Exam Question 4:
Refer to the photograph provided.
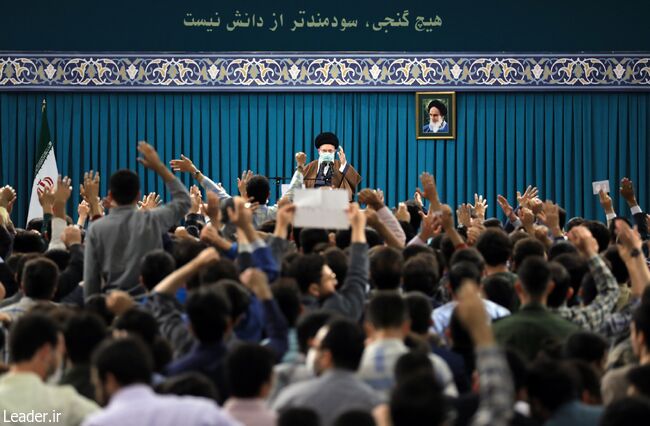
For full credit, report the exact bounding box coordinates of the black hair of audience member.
[26,218,43,233]
[246,175,271,205]
[22,257,59,300]
[558,207,567,230]
[483,217,503,228]
[449,248,485,273]
[271,279,302,328]
[584,220,610,253]
[505,349,528,395]
[456,226,468,241]
[546,261,572,308]
[12,230,47,254]
[643,286,650,305]
[172,239,207,268]
[402,254,439,297]
[278,408,321,426]
[402,244,434,261]
[44,249,70,272]
[526,359,578,420]
[63,312,107,365]
[475,228,512,267]
[367,291,408,329]
[186,287,231,344]
[257,219,276,234]
[448,309,475,373]
[109,169,140,205]
[155,372,219,401]
[553,253,588,307]
[5,253,24,275]
[512,238,546,272]
[430,234,444,250]
[390,373,447,426]
[404,292,433,335]
[10,313,60,363]
[296,311,333,354]
[432,248,446,278]
[404,200,424,231]
[0,263,18,298]
[198,257,239,287]
[439,235,455,270]
[548,241,578,261]
[509,230,530,247]
[628,365,650,398]
[565,217,586,232]
[321,318,365,371]
[140,250,176,292]
[92,336,153,387]
[226,343,274,398]
[113,308,172,372]
[398,220,417,245]
[482,274,517,312]
[447,261,481,296]
[603,246,629,284]
[300,228,329,254]
[310,242,330,254]
[580,273,597,306]
[601,397,650,426]
[568,360,602,404]
[219,197,236,225]
[84,294,115,326]
[15,252,42,287]
[334,410,376,426]
[334,228,384,250]
[323,247,348,284]
[517,256,551,300]
[370,246,404,290]
[288,254,325,295]
[633,302,650,352]
[211,280,250,324]
[394,351,435,386]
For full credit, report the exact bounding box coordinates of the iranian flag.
[27,99,58,223]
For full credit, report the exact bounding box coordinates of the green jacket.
[493,303,580,361]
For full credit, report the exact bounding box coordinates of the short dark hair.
[402,244,434,262]
[156,372,218,401]
[547,261,572,308]
[628,365,650,398]
[564,331,608,364]
[213,280,250,322]
[390,373,447,426]
[548,242,577,261]
[512,238,546,271]
[449,248,485,273]
[44,249,70,272]
[299,228,329,254]
[333,411,376,426]
[186,287,231,343]
[63,312,107,365]
[199,258,239,286]
[114,308,159,345]
[278,408,321,426]
[517,256,551,299]
[476,228,513,267]
[584,220,610,253]
[569,360,601,402]
[394,351,435,386]
[320,318,365,371]
[12,231,47,254]
[405,292,433,334]
[288,254,324,294]
[226,343,274,398]
[109,169,140,205]
[448,261,481,295]
[601,397,650,426]
[633,302,650,352]
[367,291,408,329]
[603,246,629,284]
[402,254,439,297]
[10,313,60,363]
[527,359,577,415]
[370,247,404,290]
[323,247,348,284]
[22,257,59,300]
[92,337,153,386]
[271,279,302,327]
[553,253,588,307]
[246,175,271,205]
[140,250,176,291]
[482,274,517,311]
[296,311,332,354]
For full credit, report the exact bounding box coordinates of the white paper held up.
[294,189,349,230]
[592,180,610,195]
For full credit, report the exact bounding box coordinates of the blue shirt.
[431,299,510,337]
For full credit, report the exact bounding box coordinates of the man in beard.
[0,313,99,425]
[422,100,449,134]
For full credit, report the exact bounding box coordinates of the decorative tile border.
[1,53,649,91]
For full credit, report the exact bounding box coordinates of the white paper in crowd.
[281,184,291,196]
[592,180,610,195]
[294,189,349,230]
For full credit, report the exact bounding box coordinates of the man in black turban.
[422,100,449,133]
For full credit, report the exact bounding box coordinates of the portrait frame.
[416,91,456,140]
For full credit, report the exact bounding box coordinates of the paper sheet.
[592,180,610,195]
[293,189,349,229]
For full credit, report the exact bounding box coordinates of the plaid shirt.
[552,255,619,332]
[470,346,514,426]
[599,298,640,340]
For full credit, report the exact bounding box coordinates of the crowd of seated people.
[0,142,648,425]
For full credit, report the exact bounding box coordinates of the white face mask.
[305,347,319,375]
[319,152,335,163]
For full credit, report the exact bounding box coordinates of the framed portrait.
[416,91,456,140]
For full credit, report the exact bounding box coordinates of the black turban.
[427,100,448,117]
[314,132,339,150]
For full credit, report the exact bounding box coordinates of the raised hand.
[295,152,307,168]
[418,172,442,211]
[54,176,72,204]
[518,207,535,232]
[455,281,494,348]
[418,209,442,241]
[61,225,82,247]
[567,225,599,258]
[338,146,347,166]
[347,202,367,233]
[80,171,101,217]
[620,177,638,207]
[139,192,161,211]
[615,220,643,262]
[358,188,384,210]
[395,202,410,222]
[470,193,488,221]
[456,203,472,228]
[497,194,515,220]
[240,268,272,300]
[204,191,221,225]
[189,185,202,214]
[0,186,16,211]
[136,141,164,172]
[227,196,254,230]
[598,189,614,215]
[237,170,253,198]
[38,184,55,214]
[516,185,538,209]
[542,200,562,237]
[169,154,197,174]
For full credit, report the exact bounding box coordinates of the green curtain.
[1,92,648,227]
